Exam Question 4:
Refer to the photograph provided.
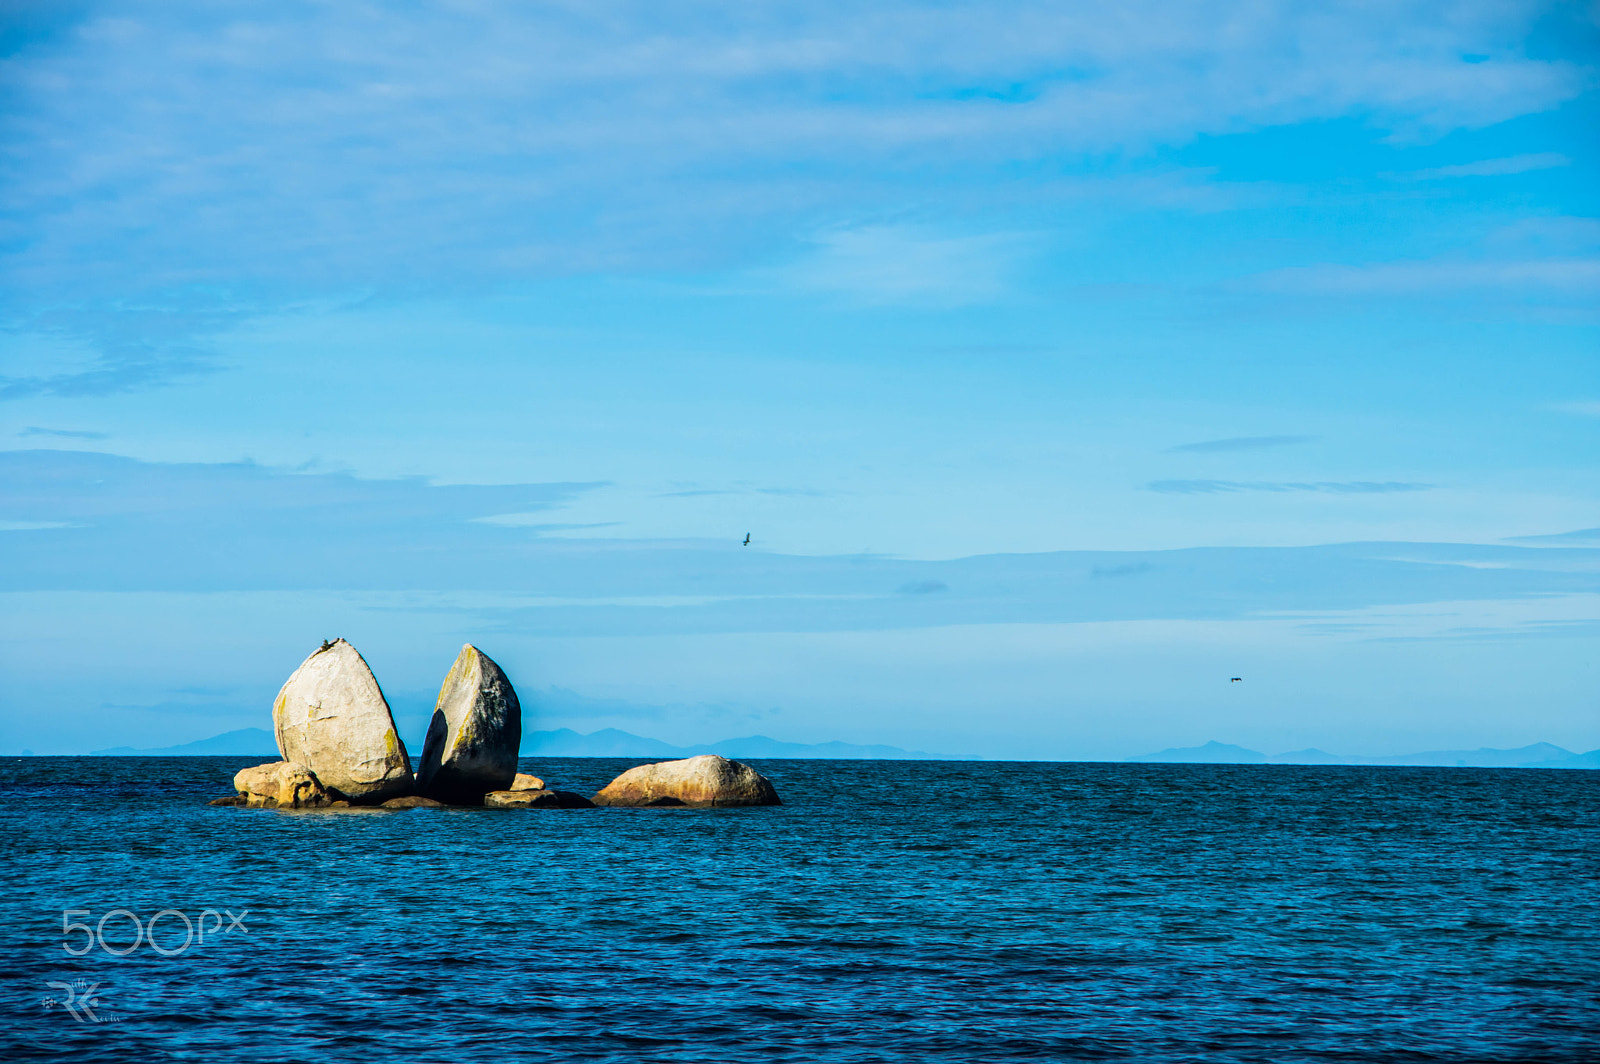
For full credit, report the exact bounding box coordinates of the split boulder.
[592,754,781,808]
[272,639,414,804]
[416,645,522,804]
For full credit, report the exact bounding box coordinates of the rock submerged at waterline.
[484,788,594,809]
[272,639,414,804]
[592,754,781,808]
[416,645,523,804]
[382,795,448,809]
[232,761,335,809]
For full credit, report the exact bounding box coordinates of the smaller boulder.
[484,789,595,809]
[592,755,780,808]
[232,761,333,809]
[510,773,546,791]
[381,795,448,809]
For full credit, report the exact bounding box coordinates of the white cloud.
[2,0,1587,298]
[777,225,1027,304]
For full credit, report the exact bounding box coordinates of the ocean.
[4,756,1596,1062]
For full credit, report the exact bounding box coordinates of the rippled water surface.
[3,756,1597,1062]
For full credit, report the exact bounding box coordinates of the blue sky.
[1,1,1596,757]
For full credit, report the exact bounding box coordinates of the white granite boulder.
[415,645,522,804]
[272,639,414,804]
[232,761,332,809]
[592,754,781,808]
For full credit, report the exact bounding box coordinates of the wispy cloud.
[5,2,1584,307]
[1550,401,1600,417]
[1147,480,1432,495]
[778,225,1027,304]
[20,426,109,440]
[471,517,620,532]
[657,486,830,498]
[1504,527,1600,545]
[0,348,217,401]
[3,450,1594,635]
[1248,257,1600,296]
[1389,152,1570,180]
[1168,435,1315,453]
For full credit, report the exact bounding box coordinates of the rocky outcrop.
[511,773,546,791]
[415,645,522,804]
[381,795,448,809]
[272,639,413,804]
[592,755,781,808]
[484,789,595,809]
[232,761,333,809]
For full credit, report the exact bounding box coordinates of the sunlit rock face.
[272,640,414,804]
[232,761,332,809]
[592,755,781,808]
[415,644,522,805]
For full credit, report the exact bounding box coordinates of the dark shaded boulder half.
[416,645,522,804]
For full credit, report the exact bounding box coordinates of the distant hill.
[87,727,1596,768]
[91,726,940,760]
[92,727,278,756]
[1128,740,1599,769]
[520,728,939,759]
[1128,740,1265,764]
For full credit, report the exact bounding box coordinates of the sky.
[1,0,1596,758]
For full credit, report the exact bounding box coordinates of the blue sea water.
[2,756,1596,1063]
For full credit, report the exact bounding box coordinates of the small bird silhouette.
[743,533,751,546]
[1230,677,1242,683]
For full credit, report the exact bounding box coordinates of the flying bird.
[743,533,751,546]
[1231,677,1242,682]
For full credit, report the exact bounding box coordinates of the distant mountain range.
[87,728,1600,768]
[90,726,940,759]
[1127,739,1600,770]
[92,728,281,756]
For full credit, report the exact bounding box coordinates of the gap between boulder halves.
[210,639,782,812]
